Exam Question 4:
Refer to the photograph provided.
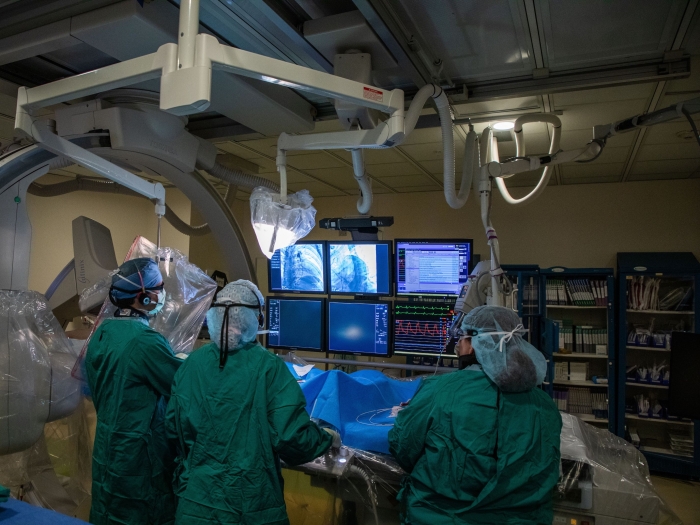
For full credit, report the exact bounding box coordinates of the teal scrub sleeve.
[135,332,183,397]
[266,358,332,466]
[388,379,437,473]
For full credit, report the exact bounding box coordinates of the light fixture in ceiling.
[493,121,515,130]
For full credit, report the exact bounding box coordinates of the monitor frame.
[326,298,393,357]
[267,240,328,295]
[394,238,473,297]
[326,240,393,297]
[392,300,457,358]
[266,296,326,352]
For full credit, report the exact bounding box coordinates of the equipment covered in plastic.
[249,186,317,259]
[74,236,217,379]
[0,291,82,456]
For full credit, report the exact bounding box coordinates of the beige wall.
[189,179,700,295]
[27,179,191,293]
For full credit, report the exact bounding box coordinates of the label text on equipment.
[363,87,383,102]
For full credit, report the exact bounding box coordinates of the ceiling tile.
[393,0,534,81]
[394,186,442,194]
[454,97,541,117]
[591,145,630,164]
[559,128,636,149]
[560,174,620,185]
[561,162,624,179]
[244,157,277,173]
[636,143,700,161]
[287,181,347,197]
[365,162,422,177]
[215,141,260,159]
[626,172,691,182]
[401,128,444,145]
[363,148,406,165]
[644,120,700,145]
[631,159,700,174]
[499,170,556,188]
[537,0,685,69]
[553,84,654,106]
[663,55,700,93]
[302,166,358,189]
[381,174,440,188]
[556,100,648,131]
[287,153,345,170]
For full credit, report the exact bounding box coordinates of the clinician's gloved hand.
[323,428,342,449]
[0,484,10,503]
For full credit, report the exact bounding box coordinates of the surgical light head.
[207,280,265,368]
[249,186,318,259]
[108,257,166,315]
[459,305,546,393]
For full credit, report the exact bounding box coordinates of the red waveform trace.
[395,320,449,337]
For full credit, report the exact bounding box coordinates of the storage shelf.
[626,382,668,390]
[553,352,607,359]
[547,305,607,309]
[627,310,694,315]
[570,413,608,423]
[626,346,671,352]
[640,446,693,459]
[626,414,693,426]
[553,379,607,387]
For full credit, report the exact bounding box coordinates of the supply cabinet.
[616,252,700,477]
[541,267,616,433]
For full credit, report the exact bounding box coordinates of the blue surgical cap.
[460,305,546,393]
[110,258,163,301]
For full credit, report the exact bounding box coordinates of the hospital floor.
[652,476,700,525]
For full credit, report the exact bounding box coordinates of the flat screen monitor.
[327,300,392,357]
[395,239,472,296]
[393,301,456,357]
[669,331,700,420]
[267,297,325,351]
[268,241,326,293]
[327,241,392,296]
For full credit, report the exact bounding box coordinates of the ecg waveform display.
[393,303,455,356]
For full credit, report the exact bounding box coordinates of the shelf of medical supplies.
[547,305,608,310]
[625,382,668,390]
[553,380,607,387]
[626,346,671,352]
[640,446,692,459]
[553,353,607,359]
[626,310,694,315]
[626,415,693,426]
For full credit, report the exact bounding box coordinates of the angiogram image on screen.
[329,243,390,294]
[267,299,323,350]
[330,244,377,293]
[394,302,454,355]
[270,243,325,292]
[328,302,389,356]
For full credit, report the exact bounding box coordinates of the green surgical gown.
[165,341,332,525]
[85,318,183,525]
[388,368,562,525]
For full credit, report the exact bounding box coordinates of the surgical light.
[249,187,317,259]
[493,121,515,130]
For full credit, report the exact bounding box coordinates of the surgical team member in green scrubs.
[389,305,562,525]
[85,258,183,525]
[165,280,337,525]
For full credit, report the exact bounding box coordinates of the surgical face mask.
[146,290,166,317]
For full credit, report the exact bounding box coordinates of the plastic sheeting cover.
[0,291,82,456]
[249,187,316,259]
[73,236,217,380]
